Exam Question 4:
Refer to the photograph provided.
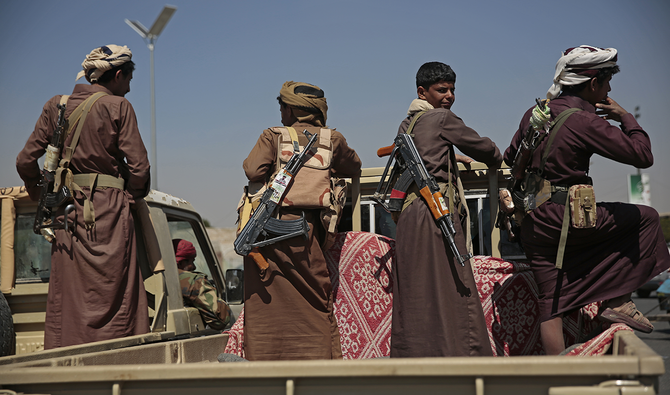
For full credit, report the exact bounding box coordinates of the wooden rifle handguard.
[377,145,394,158]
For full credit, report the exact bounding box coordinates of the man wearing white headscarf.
[504,45,670,355]
[17,45,151,348]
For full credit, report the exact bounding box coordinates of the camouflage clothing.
[178,270,231,330]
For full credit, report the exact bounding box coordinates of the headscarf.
[278,81,328,127]
[407,98,434,117]
[547,45,618,100]
[172,239,196,263]
[75,45,133,82]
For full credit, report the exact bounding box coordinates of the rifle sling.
[537,107,581,270]
[56,91,123,229]
[59,92,108,168]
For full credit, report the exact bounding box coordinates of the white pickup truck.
[0,164,664,394]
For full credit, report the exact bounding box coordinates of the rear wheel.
[636,289,652,298]
[0,292,15,356]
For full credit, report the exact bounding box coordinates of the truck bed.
[0,330,663,395]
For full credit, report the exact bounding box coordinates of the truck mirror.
[225,269,244,304]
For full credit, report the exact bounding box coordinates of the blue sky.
[1,0,668,227]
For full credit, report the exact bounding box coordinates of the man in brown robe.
[242,81,361,360]
[391,62,502,357]
[504,45,670,355]
[16,45,151,349]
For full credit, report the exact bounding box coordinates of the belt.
[549,179,593,205]
[550,190,568,204]
[71,173,125,228]
[72,173,125,190]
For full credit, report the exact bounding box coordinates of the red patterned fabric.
[223,308,245,358]
[224,232,624,359]
[565,323,632,356]
[472,255,603,356]
[325,231,394,359]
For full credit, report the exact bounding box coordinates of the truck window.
[168,219,214,281]
[12,213,51,283]
[341,195,493,256]
[467,195,491,256]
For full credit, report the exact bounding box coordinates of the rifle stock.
[249,248,269,271]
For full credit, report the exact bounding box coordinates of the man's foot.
[599,300,653,333]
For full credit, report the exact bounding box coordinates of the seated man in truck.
[173,239,231,330]
[503,45,670,354]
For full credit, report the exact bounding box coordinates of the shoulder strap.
[537,107,581,270]
[539,108,582,173]
[285,127,300,152]
[405,110,427,136]
[319,128,331,147]
[59,91,108,169]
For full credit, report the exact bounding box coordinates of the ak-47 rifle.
[373,133,472,266]
[234,130,318,269]
[33,102,76,243]
[496,98,551,241]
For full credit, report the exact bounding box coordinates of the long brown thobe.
[242,122,361,360]
[504,94,670,322]
[390,107,502,357]
[16,83,151,349]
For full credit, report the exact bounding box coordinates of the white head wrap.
[75,45,133,82]
[547,45,618,99]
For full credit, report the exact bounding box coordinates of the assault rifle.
[33,103,75,242]
[234,130,318,268]
[496,98,551,241]
[373,133,472,266]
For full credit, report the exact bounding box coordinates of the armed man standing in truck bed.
[16,45,151,349]
[240,81,361,360]
[390,62,502,358]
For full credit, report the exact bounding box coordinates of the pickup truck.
[0,164,665,394]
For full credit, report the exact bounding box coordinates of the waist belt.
[72,173,125,190]
[550,189,568,204]
[72,173,125,229]
[549,181,593,205]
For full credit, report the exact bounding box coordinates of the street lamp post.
[125,5,177,191]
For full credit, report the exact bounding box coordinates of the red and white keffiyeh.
[547,45,618,99]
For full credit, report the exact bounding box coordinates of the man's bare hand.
[595,97,628,123]
[455,154,473,164]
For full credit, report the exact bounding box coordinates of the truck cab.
[0,187,238,356]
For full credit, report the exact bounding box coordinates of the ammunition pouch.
[569,184,597,229]
[320,176,347,250]
[522,173,552,212]
[546,183,597,229]
[236,182,266,235]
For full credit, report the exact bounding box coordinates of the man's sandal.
[599,300,653,334]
